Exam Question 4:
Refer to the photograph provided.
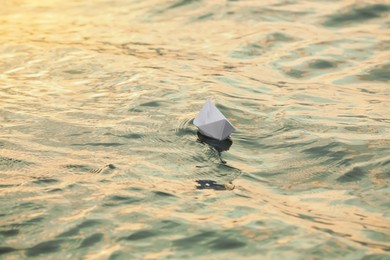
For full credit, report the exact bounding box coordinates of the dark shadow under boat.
[196,131,232,153]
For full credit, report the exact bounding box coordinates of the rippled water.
[1,0,389,258]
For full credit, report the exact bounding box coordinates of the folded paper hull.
[197,119,235,141]
[193,99,235,140]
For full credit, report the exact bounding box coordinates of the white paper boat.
[193,99,235,140]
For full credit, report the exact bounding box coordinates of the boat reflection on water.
[195,179,228,191]
[195,131,235,191]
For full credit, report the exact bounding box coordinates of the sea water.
[0,0,389,258]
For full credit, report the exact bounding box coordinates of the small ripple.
[284,58,343,79]
[336,167,366,183]
[79,233,103,248]
[71,142,124,147]
[153,191,178,198]
[57,219,102,238]
[32,178,59,185]
[173,231,216,248]
[175,117,194,137]
[230,43,262,59]
[209,237,246,250]
[0,156,34,171]
[312,226,351,238]
[120,230,156,241]
[139,101,164,107]
[167,0,199,10]
[64,164,116,175]
[359,63,390,82]
[48,188,62,193]
[324,4,390,27]
[0,247,17,256]
[118,133,143,139]
[109,251,125,260]
[308,59,337,69]
[26,239,63,257]
[64,164,94,173]
[102,195,142,207]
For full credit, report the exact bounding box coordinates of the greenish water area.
[0,0,389,259]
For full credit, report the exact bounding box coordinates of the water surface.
[1,0,389,259]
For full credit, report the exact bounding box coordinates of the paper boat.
[193,99,235,140]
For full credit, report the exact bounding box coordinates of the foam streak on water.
[0,0,389,258]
